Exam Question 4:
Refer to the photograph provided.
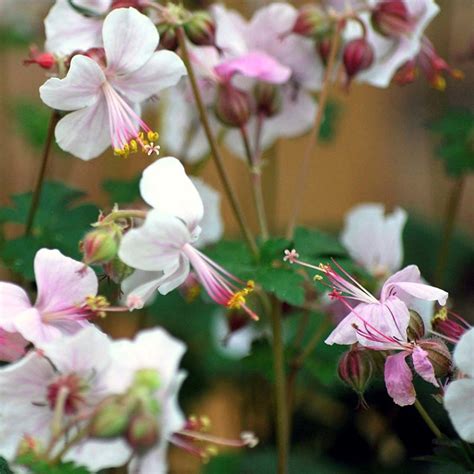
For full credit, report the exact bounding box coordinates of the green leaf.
[102,175,141,205]
[294,226,346,260]
[204,240,256,278]
[255,266,305,306]
[12,100,52,150]
[0,457,13,474]
[0,181,98,280]
[16,454,91,474]
[258,237,291,265]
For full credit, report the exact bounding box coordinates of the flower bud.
[16,435,43,458]
[126,412,160,453]
[80,226,121,265]
[103,256,134,284]
[133,368,161,393]
[371,0,412,37]
[184,11,216,46]
[418,339,452,378]
[158,24,178,51]
[338,347,374,395]
[215,84,251,128]
[254,82,282,118]
[293,5,332,39]
[343,38,374,80]
[112,0,144,9]
[24,47,55,70]
[317,38,332,65]
[406,309,425,341]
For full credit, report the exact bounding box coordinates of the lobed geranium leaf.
[102,175,141,205]
[293,227,346,260]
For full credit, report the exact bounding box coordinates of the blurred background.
[0,0,473,473]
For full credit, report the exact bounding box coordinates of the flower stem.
[240,126,269,240]
[414,399,443,440]
[25,111,59,236]
[269,297,289,474]
[285,25,341,239]
[434,175,466,286]
[176,27,258,258]
[49,425,90,464]
[100,209,148,225]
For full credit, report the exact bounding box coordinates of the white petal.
[40,55,105,111]
[444,379,474,443]
[0,283,32,331]
[119,211,190,272]
[121,270,164,309]
[157,255,190,295]
[453,328,474,378]
[140,157,204,230]
[54,95,110,160]
[111,50,186,103]
[103,7,158,75]
[212,4,248,56]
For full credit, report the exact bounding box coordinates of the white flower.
[444,328,474,443]
[40,7,186,160]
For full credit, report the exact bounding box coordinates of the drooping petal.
[40,55,105,111]
[0,282,33,331]
[111,50,186,103]
[215,52,291,84]
[119,211,190,272]
[384,352,416,406]
[34,249,98,315]
[412,345,438,386]
[121,270,164,310]
[54,95,110,160]
[139,158,204,231]
[157,255,190,295]
[444,378,474,443]
[103,7,159,75]
[453,328,474,378]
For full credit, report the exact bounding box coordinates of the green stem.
[100,209,148,225]
[25,111,59,236]
[240,126,269,239]
[434,175,466,286]
[176,27,258,258]
[285,25,341,239]
[269,297,289,474]
[49,425,90,464]
[414,399,443,440]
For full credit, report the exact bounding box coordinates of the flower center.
[47,373,88,415]
[41,295,110,323]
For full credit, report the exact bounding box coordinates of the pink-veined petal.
[412,345,438,386]
[111,50,186,103]
[34,249,98,314]
[40,55,105,111]
[453,328,474,378]
[121,270,165,310]
[118,211,190,272]
[157,255,190,295]
[140,158,204,231]
[14,307,64,345]
[54,95,110,160]
[384,351,416,406]
[103,7,158,75]
[444,378,474,443]
[0,282,33,331]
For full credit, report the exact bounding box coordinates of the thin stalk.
[49,426,90,464]
[25,111,59,236]
[240,126,269,239]
[176,27,258,257]
[100,209,148,225]
[285,26,341,239]
[434,175,466,286]
[269,297,289,474]
[414,399,443,440]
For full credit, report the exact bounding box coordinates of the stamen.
[84,295,110,318]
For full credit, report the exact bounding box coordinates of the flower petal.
[444,378,474,443]
[212,4,248,56]
[0,330,27,363]
[157,254,190,295]
[0,283,33,331]
[384,352,416,406]
[40,55,105,111]
[453,328,474,378]
[34,249,98,314]
[111,50,186,103]
[14,307,65,345]
[121,270,165,309]
[119,210,190,272]
[54,95,110,160]
[140,158,204,230]
[412,345,438,387]
[103,7,158,74]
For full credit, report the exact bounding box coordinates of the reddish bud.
[158,24,178,51]
[406,309,425,342]
[24,47,55,70]
[293,5,331,39]
[432,308,470,343]
[418,339,452,378]
[184,11,216,47]
[80,226,121,265]
[111,0,143,10]
[317,38,332,65]
[215,84,251,128]
[254,82,282,118]
[338,347,374,396]
[126,412,160,453]
[371,0,413,37]
[343,38,375,80]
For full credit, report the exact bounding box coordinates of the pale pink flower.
[119,158,257,319]
[444,328,474,442]
[0,248,101,345]
[40,8,186,160]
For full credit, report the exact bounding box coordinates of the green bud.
[418,339,452,378]
[81,225,121,265]
[293,5,332,39]
[184,11,216,46]
[338,347,374,395]
[133,369,161,393]
[406,309,425,341]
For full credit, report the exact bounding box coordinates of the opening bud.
[338,347,374,400]
[343,38,374,81]
[406,309,425,341]
[293,5,332,39]
[126,412,160,453]
[371,0,413,37]
[215,84,251,128]
[184,11,216,47]
[80,225,121,265]
[254,82,282,118]
[417,339,452,378]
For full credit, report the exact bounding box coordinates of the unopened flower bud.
[293,5,332,39]
[254,82,281,118]
[103,256,134,284]
[184,11,216,46]
[317,38,332,65]
[371,0,412,37]
[338,347,374,395]
[418,339,452,378]
[112,0,144,9]
[81,226,121,265]
[158,24,178,51]
[24,47,55,70]
[16,435,43,457]
[406,309,425,341]
[215,84,251,128]
[127,413,160,453]
[133,368,161,393]
[343,38,374,80]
